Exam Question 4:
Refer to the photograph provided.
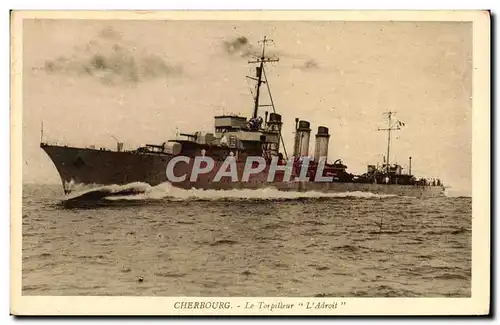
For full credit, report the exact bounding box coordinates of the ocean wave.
[423,227,470,236]
[64,182,152,200]
[60,182,400,207]
[104,182,397,201]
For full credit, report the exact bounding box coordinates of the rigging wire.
[262,65,288,160]
[246,65,256,101]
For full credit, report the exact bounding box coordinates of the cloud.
[40,26,182,85]
[222,35,281,58]
[222,35,319,73]
[223,36,257,58]
[293,59,320,70]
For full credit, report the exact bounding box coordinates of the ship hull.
[41,144,170,193]
[41,144,445,198]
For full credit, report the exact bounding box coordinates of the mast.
[248,36,279,119]
[377,111,402,175]
[386,111,392,174]
[246,36,288,159]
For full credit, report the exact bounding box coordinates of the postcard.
[10,10,490,316]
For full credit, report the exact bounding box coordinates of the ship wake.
[129,182,398,201]
[62,182,152,204]
[61,181,397,208]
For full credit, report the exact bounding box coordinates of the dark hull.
[41,144,445,198]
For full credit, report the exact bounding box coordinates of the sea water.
[21,183,471,297]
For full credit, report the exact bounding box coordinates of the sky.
[21,19,472,193]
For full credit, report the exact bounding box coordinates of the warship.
[40,37,445,198]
